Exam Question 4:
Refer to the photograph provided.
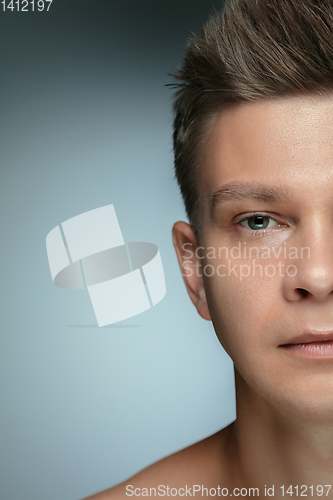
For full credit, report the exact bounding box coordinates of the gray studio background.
[0,1,235,499]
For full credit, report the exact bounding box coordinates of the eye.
[239,215,279,230]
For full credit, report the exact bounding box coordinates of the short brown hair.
[172,0,333,240]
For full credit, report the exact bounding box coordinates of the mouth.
[279,332,333,358]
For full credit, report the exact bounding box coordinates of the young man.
[85,0,333,497]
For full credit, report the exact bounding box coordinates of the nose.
[282,230,333,302]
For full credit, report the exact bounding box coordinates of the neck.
[226,369,333,498]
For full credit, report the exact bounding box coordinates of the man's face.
[174,94,333,419]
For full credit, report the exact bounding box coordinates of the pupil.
[255,216,264,226]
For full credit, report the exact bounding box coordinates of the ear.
[172,221,211,321]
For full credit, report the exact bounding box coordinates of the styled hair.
[172,0,333,240]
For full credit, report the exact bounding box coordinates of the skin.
[83,94,333,499]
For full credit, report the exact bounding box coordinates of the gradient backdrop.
[0,1,235,499]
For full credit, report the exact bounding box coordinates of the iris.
[246,215,270,230]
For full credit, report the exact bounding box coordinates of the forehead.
[200,94,333,201]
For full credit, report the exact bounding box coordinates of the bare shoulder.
[81,423,235,500]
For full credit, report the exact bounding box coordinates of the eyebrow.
[210,182,289,213]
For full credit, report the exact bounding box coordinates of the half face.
[173,94,333,419]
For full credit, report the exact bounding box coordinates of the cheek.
[203,269,281,361]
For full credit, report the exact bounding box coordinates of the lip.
[281,331,333,345]
[279,331,333,358]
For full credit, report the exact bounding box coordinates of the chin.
[239,368,333,422]
[266,380,333,422]
[277,396,333,421]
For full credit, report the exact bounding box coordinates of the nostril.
[296,288,309,298]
